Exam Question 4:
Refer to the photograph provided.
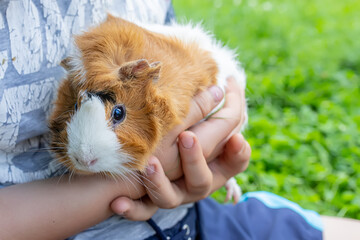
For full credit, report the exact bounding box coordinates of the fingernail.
[209,86,224,102]
[181,134,194,149]
[146,164,155,176]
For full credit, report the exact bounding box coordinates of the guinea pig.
[49,15,246,186]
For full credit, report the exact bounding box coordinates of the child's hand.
[110,132,251,220]
[152,83,226,180]
[155,76,247,180]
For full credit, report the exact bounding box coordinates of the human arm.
[322,216,360,240]
[0,173,144,240]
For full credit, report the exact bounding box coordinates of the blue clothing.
[144,192,323,240]
[198,192,322,240]
[145,206,199,240]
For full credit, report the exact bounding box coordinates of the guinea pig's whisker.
[54,156,69,163]
[127,171,141,187]
[130,171,161,200]
[68,169,76,183]
[52,161,67,170]
[37,160,54,169]
[119,173,136,199]
[47,147,66,151]
[127,158,142,163]
[23,146,65,153]
[108,171,119,183]
[54,155,67,160]
[56,109,75,119]
[208,116,241,120]
[49,146,68,151]
[140,174,159,190]
[140,175,160,199]
[56,169,69,185]
[129,171,145,187]
[51,141,68,146]
[128,170,149,199]
[25,148,48,153]
[47,146,66,149]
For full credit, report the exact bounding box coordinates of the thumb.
[181,85,224,128]
[110,196,158,221]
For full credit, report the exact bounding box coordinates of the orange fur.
[49,16,218,173]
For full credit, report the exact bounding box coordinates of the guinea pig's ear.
[149,61,161,83]
[60,57,72,72]
[119,59,161,83]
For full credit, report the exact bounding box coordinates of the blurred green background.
[173,0,360,219]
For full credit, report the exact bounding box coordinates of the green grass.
[173,0,360,219]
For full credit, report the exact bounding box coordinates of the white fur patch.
[140,22,246,115]
[66,96,132,175]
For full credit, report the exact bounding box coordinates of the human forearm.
[0,174,144,240]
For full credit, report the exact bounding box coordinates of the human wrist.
[85,173,147,202]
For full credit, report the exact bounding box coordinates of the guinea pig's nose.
[75,156,98,167]
[81,158,97,167]
[88,159,98,166]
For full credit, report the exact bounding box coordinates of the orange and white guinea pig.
[49,15,246,198]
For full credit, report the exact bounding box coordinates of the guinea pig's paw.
[225,177,242,204]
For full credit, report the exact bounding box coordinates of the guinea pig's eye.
[74,102,78,111]
[112,105,126,124]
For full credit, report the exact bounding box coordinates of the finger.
[225,184,234,203]
[224,77,247,127]
[209,134,251,190]
[224,178,242,204]
[233,184,242,203]
[223,76,244,108]
[178,131,213,199]
[190,78,246,159]
[110,196,158,221]
[224,134,251,173]
[143,156,184,209]
[172,86,224,133]
[201,122,243,162]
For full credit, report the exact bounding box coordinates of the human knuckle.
[245,142,252,158]
[194,93,212,119]
[162,198,180,209]
[192,180,207,189]
[199,190,211,200]
[202,149,211,159]
[195,186,212,200]
[190,177,212,192]
[240,141,251,158]
[237,147,251,172]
